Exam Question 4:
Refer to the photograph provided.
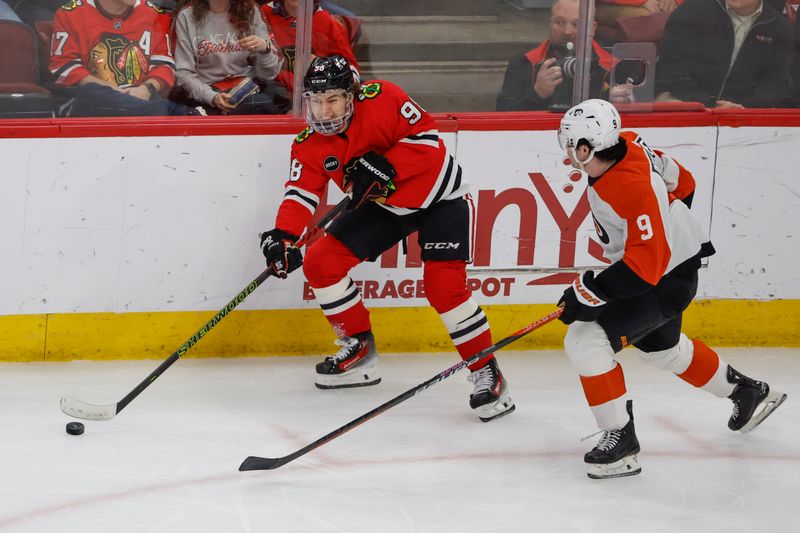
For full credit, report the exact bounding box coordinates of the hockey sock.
[677,339,735,398]
[304,235,370,337]
[438,299,493,371]
[424,261,493,371]
[580,363,629,429]
[311,276,371,338]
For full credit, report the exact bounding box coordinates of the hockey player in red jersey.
[260,55,514,422]
[555,99,787,479]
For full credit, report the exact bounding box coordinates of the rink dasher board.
[1,122,798,360]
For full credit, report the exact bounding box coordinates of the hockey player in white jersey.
[555,99,787,479]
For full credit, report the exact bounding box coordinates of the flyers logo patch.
[592,214,610,244]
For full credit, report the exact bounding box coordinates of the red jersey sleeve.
[274,130,331,237]
[50,8,91,86]
[369,82,446,205]
[145,8,176,89]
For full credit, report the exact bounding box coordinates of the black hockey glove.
[343,151,397,210]
[260,228,303,278]
[558,271,610,325]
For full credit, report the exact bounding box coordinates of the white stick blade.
[60,397,117,421]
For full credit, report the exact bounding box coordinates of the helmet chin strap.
[568,146,596,173]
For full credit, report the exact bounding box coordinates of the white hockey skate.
[468,358,515,422]
[315,331,381,389]
[584,400,642,480]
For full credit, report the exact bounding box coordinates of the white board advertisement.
[0,125,766,315]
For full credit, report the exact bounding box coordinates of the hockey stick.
[60,198,350,421]
[239,307,563,471]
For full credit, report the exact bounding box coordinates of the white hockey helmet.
[557,99,622,152]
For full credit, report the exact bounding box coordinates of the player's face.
[308,90,348,121]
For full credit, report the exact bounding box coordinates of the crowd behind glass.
[1,0,799,119]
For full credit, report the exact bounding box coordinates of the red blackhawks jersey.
[50,0,175,89]
[260,3,358,91]
[589,131,709,286]
[275,80,467,237]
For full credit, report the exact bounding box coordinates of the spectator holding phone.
[174,0,286,114]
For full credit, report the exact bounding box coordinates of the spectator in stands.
[13,0,58,25]
[260,0,358,93]
[173,0,286,114]
[49,0,203,116]
[0,0,22,22]
[596,0,679,24]
[655,0,792,108]
[496,0,631,112]
[790,9,800,105]
[594,0,679,45]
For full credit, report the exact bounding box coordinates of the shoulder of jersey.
[355,79,406,104]
[294,126,316,145]
[145,0,170,14]
[59,0,86,12]
[601,139,657,198]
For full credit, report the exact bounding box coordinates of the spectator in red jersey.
[49,0,204,116]
[260,0,357,94]
[259,55,515,423]
[496,0,631,111]
[173,0,286,114]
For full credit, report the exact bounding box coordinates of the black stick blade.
[239,456,285,471]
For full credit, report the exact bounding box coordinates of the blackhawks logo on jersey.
[295,127,313,144]
[146,0,168,13]
[357,82,382,101]
[61,0,82,11]
[89,34,148,87]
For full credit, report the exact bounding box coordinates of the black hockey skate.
[468,358,515,422]
[727,366,787,433]
[315,331,381,389]
[584,400,641,479]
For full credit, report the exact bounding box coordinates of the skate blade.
[587,454,642,479]
[315,362,381,390]
[475,393,515,423]
[740,390,787,433]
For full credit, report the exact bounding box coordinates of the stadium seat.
[0,20,53,118]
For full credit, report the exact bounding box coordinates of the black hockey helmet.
[303,54,358,94]
[302,55,360,135]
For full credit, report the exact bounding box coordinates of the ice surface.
[0,349,796,532]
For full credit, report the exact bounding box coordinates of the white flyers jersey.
[588,131,708,285]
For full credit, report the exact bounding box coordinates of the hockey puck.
[66,422,85,435]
